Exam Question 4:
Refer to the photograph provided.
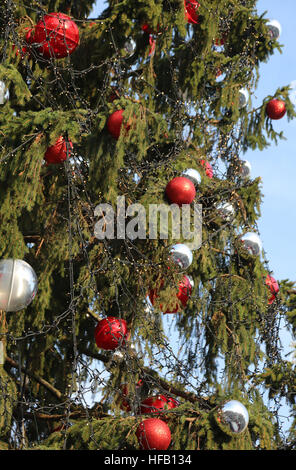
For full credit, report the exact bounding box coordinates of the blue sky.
[90,0,296,286]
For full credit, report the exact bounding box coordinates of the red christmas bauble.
[149,275,193,314]
[165,176,196,206]
[107,109,131,140]
[200,160,213,178]
[266,99,286,120]
[44,136,73,164]
[94,316,128,350]
[185,0,200,24]
[140,395,179,415]
[32,13,79,59]
[136,418,171,450]
[265,275,279,305]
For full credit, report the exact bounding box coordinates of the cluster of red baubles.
[16,13,79,60]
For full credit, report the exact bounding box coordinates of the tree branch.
[5,356,65,401]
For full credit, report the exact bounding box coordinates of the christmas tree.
[1,0,296,451]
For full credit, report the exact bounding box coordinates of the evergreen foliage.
[0,0,295,450]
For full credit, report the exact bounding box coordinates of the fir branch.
[5,356,65,401]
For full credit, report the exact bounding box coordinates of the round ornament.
[239,159,251,179]
[185,0,200,24]
[94,316,128,350]
[181,168,201,186]
[32,13,79,59]
[107,109,131,140]
[165,176,196,206]
[219,400,249,434]
[44,136,73,164]
[169,244,193,270]
[140,395,179,415]
[241,232,262,256]
[266,19,282,40]
[238,88,249,109]
[265,275,279,305]
[0,259,38,312]
[136,418,171,450]
[216,202,235,221]
[200,160,213,178]
[123,38,136,58]
[266,99,286,120]
[0,81,9,105]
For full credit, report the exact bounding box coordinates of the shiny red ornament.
[94,316,128,350]
[136,418,171,450]
[265,275,279,305]
[149,275,193,314]
[107,109,131,140]
[44,136,73,164]
[165,176,196,206]
[32,13,79,59]
[185,0,200,24]
[200,160,213,178]
[140,395,179,415]
[266,99,286,120]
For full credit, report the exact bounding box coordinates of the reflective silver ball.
[170,244,193,270]
[182,168,201,186]
[266,19,282,40]
[0,259,38,312]
[124,38,136,58]
[238,88,249,109]
[220,400,249,434]
[0,81,9,105]
[216,202,235,221]
[240,160,251,179]
[241,232,262,256]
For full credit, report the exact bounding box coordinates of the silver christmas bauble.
[170,244,193,270]
[241,232,262,256]
[123,38,136,58]
[0,259,38,312]
[216,202,235,221]
[239,159,251,179]
[181,168,201,186]
[238,88,249,109]
[266,19,282,40]
[220,400,249,434]
[0,81,9,105]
